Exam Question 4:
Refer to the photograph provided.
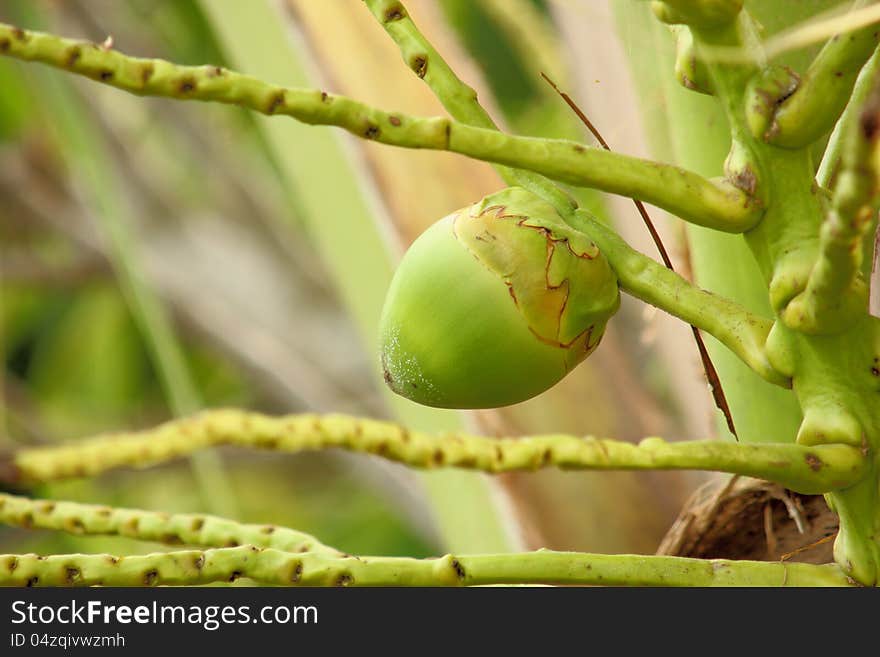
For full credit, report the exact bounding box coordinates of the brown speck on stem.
[193,555,205,570]
[11,27,26,42]
[389,115,402,127]
[335,573,353,587]
[143,569,159,586]
[177,76,196,94]
[65,47,81,67]
[26,576,39,587]
[451,558,466,581]
[364,123,380,139]
[0,39,9,52]
[805,453,823,471]
[261,525,276,534]
[266,91,285,114]
[65,567,81,585]
[190,517,205,532]
[291,562,303,582]
[410,55,428,78]
[384,4,406,21]
[99,70,113,81]
[732,166,757,196]
[6,557,18,572]
[432,448,445,466]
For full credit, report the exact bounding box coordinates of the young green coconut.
[379,187,621,409]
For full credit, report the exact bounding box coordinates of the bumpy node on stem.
[379,187,620,408]
[652,0,743,28]
[745,65,800,143]
[674,27,715,95]
[769,3,880,149]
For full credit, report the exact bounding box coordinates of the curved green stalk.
[0,546,853,587]
[572,211,785,385]
[1,410,865,494]
[0,21,757,232]
[0,493,339,555]
[770,0,880,148]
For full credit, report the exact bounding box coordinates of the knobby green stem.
[363,0,576,217]
[0,547,853,587]
[0,493,339,555]
[0,410,866,494]
[573,210,786,386]
[0,22,757,232]
[770,0,880,148]
[782,71,880,333]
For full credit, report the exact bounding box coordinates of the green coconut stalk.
[1,409,864,494]
[379,187,620,408]
[0,21,757,232]
[0,546,851,587]
[0,493,339,555]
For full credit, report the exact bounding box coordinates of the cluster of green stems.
[1,0,880,585]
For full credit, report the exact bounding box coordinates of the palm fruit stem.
[0,21,757,232]
[0,546,853,587]
[0,493,340,555]
[0,409,865,494]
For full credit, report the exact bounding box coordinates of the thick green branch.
[782,70,880,332]
[770,1,880,148]
[573,210,788,387]
[0,493,339,555]
[0,22,757,232]
[2,410,866,494]
[0,546,853,587]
